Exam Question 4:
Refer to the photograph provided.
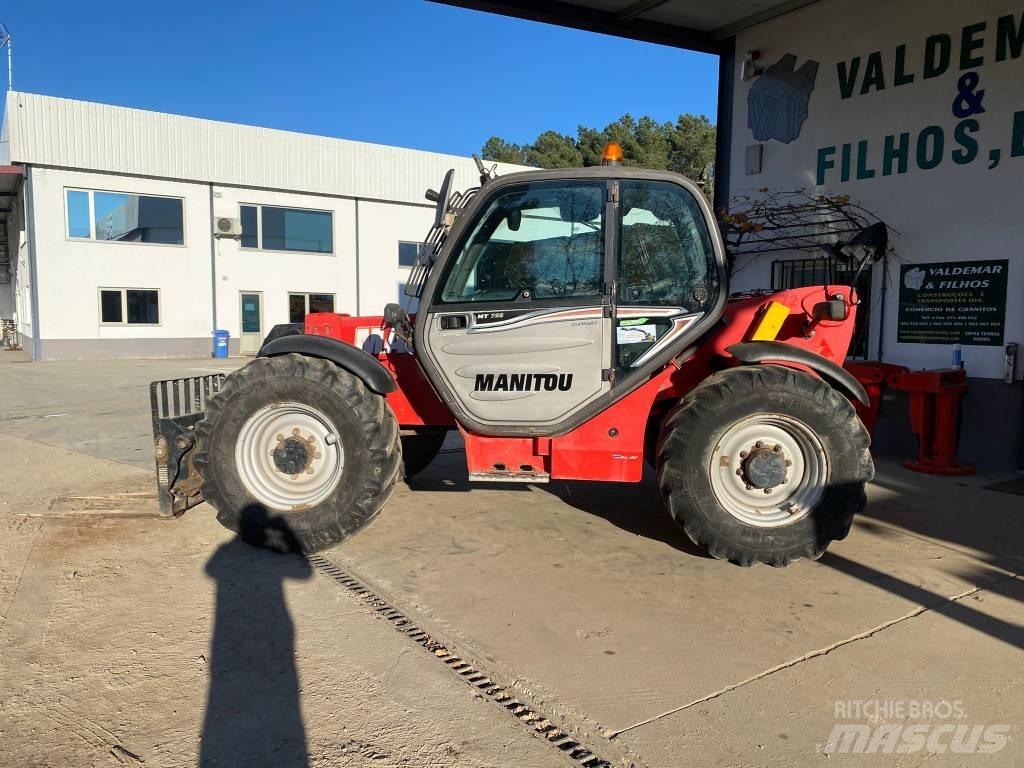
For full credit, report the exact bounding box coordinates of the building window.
[288,292,335,323]
[100,290,123,323]
[239,205,258,249]
[66,189,184,245]
[240,204,333,254]
[398,241,423,267]
[66,190,91,238]
[771,257,871,359]
[99,288,160,325]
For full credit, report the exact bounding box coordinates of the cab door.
[419,180,613,432]
[611,179,721,380]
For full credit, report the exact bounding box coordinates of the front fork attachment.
[153,415,204,517]
[151,375,225,518]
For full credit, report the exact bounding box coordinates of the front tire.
[657,366,873,567]
[194,354,401,553]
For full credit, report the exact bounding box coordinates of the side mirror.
[383,303,410,327]
[812,299,848,321]
[432,169,455,229]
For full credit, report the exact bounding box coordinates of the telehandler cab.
[151,145,874,566]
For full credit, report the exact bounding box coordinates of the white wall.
[356,199,435,315]
[211,186,358,338]
[0,111,9,165]
[728,0,1023,379]
[30,167,212,341]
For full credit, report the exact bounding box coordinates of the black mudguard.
[259,333,396,395]
[726,341,870,406]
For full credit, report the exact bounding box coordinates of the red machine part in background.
[890,367,975,476]
[844,362,909,436]
[845,362,976,476]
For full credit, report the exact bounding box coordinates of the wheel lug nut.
[735,469,742,476]
[785,459,793,467]
[773,444,782,453]
[292,428,301,436]
[739,450,748,459]
[754,441,763,449]
[745,484,753,490]
[763,488,772,494]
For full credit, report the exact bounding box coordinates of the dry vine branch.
[717,189,899,276]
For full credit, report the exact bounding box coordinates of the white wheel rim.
[235,402,344,511]
[709,413,828,528]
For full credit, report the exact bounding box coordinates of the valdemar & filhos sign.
[897,259,1008,346]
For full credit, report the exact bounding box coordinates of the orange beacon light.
[601,141,623,166]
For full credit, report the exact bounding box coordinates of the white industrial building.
[0,91,522,359]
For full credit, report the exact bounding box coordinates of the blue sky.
[0,0,717,157]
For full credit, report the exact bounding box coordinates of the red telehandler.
[151,145,873,566]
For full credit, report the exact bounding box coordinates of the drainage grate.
[308,554,612,768]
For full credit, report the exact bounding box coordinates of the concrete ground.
[1,353,1022,767]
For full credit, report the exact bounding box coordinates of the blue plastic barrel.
[213,329,230,358]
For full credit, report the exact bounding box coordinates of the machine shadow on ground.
[826,470,1024,653]
[414,445,1024,656]
[819,552,1024,650]
[407,447,708,555]
[200,507,312,768]
[543,474,713,559]
[546,465,1024,655]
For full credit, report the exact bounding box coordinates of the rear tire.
[401,429,448,478]
[657,365,873,567]
[194,353,401,553]
[256,323,303,356]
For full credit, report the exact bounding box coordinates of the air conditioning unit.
[213,216,242,237]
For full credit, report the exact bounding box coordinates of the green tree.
[483,113,716,184]
[525,130,582,168]
[481,136,528,165]
[667,114,716,180]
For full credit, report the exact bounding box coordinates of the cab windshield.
[439,181,605,303]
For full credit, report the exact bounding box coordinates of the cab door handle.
[439,314,469,330]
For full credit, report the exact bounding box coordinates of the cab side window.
[439,182,604,304]
[618,181,717,310]
[614,181,719,373]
